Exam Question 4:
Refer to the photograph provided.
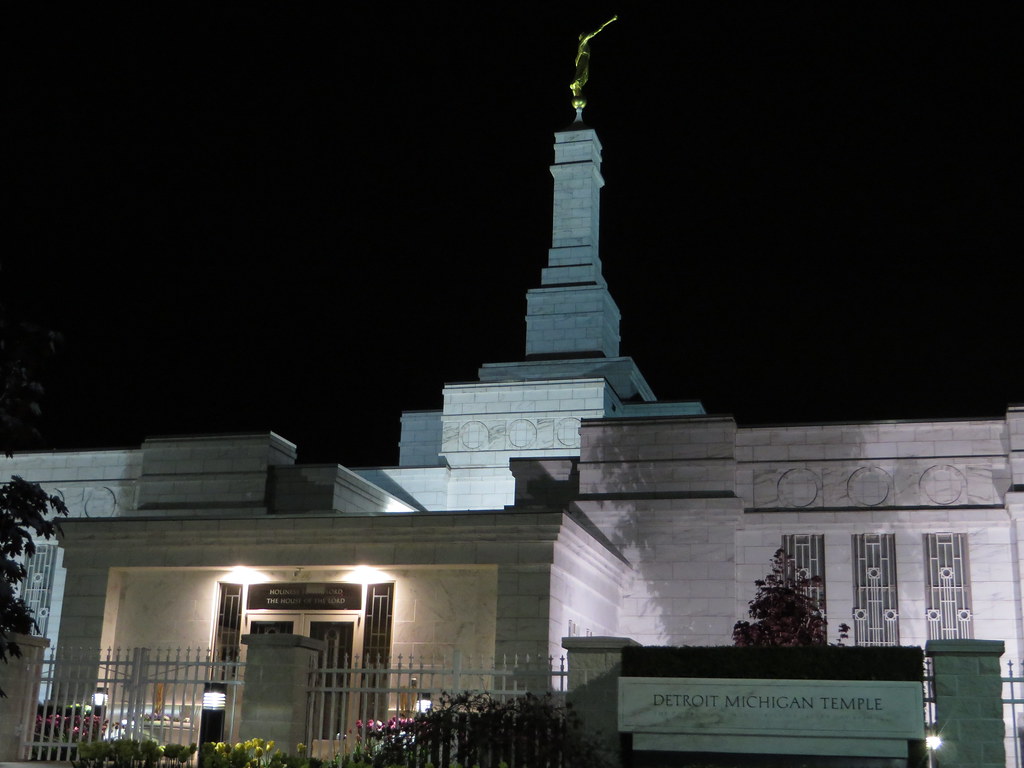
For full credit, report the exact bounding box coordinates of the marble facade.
[3,120,1023,679]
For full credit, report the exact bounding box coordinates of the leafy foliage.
[74,739,196,768]
[0,303,62,457]
[200,739,305,768]
[35,703,107,744]
[732,549,848,647]
[328,691,611,768]
[0,476,68,685]
[1,293,68,694]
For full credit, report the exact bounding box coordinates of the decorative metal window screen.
[213,583,243,668]
[852,533,899,646]
[22,543,58,638]
[781,534,826,613]
[363,582,394,665]
[924,533,972,640]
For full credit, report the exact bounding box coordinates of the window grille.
[213,583,243,669]
[22,543,58,638]
[924,533,972,640]
[782,534,826,613]
[363,583,394,665]
[852,533,900,646]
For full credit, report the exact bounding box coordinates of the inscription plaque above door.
[247,583,363,611]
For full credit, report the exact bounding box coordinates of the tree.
[732,548,848,646]
[0,290,68,695]
[0,479,67,660]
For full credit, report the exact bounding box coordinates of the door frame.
[244,611,364,662]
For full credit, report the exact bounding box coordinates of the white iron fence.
[20,646,566,763]
[1005,659,1024,768]
[26,647,244,761]
[305,650,568,759]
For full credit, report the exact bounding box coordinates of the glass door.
[309,621,355,666]
[245,613,363,659]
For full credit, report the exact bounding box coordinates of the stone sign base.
[619,677,924,765]
[631,750,915,768]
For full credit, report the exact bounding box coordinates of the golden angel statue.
[570,15,618,109]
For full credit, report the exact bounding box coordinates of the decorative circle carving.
[459,421,489,450]
[853,609,868,621]
[777,468,819,507]
[848,467,891,506]
[926,609,941,621]
[883,610,898,622]
[555,417,581,448]
[508,419,538,448]
[84,486,117,518]
[920,465,966,505]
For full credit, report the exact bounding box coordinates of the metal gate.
[305,650,567,759]
[27,646,244,760]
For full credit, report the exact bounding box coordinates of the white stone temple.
[4,116,1023,673]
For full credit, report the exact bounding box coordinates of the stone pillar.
[926,639,1005,768]
[0,634,50,761]
[1008,405,1024,493]
[495,564,553,660]
[563,636,638,766]
[54,563,113,649]
[525,126,621,359]
[239,634,323,752]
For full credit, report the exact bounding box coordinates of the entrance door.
[246,613,362,661]
[309,621,355,667]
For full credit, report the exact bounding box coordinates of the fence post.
[125,647,150,742]
[452,649,462,693]
[0,633,49,761]
[239,633,324,752]
[926,639,1005,768]
[562,636,638,767]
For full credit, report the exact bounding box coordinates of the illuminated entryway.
[215,581,394,667]
[248,614,361,664]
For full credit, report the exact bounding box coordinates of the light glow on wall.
[224,566,272,585]
[346,565,392,584]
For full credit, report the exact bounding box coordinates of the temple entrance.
[247,613,361,664]
[217,579,394,682]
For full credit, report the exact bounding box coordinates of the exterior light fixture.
[202,683,227,711]
[92,687,108,707]
[926,735,942,750]
[199,682,228,764]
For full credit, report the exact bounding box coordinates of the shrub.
[73,739,196,768]
[36,704,108,743]
[373,691,612,768]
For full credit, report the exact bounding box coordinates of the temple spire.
[524,126,620,359]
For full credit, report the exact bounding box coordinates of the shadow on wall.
[568,428,743,646]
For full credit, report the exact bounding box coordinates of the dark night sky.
[8,5,1023,466]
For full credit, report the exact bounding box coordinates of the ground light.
[926,734,942,768]
[199,682,227,765]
